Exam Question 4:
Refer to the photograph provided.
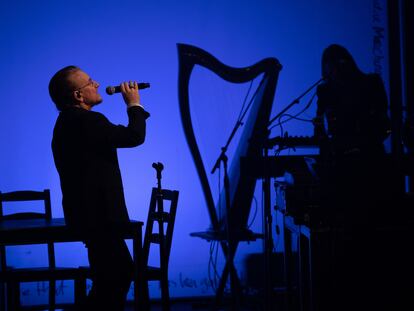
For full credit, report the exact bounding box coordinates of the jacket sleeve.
[85,106,150,149]
[366,74,391,143]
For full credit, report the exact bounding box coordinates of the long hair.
[321,44,362,81]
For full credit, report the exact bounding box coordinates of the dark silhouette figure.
[312,44,403,311]
[313,43,391,219]
[49,66,150,310]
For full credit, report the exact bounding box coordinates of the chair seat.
[0,189,93,310]
[0,266,90,282]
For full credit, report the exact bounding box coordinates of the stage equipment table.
[280,210,414,311]
[0,218,148,311]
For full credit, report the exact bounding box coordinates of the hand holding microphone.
[105,82,150,95]
[106,81,150,107]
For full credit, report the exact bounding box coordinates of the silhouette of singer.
[49,66,150,310]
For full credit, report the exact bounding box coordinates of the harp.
[177,43,281,236]
[177,43,281,302]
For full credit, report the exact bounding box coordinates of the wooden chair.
[143,187,179,311]
[0,189,88,310]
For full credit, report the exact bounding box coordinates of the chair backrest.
[143,188,179,268]
[0,189,55,271]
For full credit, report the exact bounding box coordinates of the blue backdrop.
[0,0,388,304]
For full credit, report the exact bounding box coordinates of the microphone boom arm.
[267,77,324,127]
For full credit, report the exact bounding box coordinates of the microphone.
[152,162,164,172]
[106,82,150,95]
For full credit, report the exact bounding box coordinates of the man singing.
[49,66,150,310]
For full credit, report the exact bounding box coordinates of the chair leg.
[49,280,56,310]
[75,276,87,306]
[143,280,151,310]
[0,282,5,311]
[144,279,151,311]
[161,274,170,311]
[7,281,20,311]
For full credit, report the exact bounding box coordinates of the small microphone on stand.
[106,82,150,95]
[152,162,164,172]
[152,162,164,189]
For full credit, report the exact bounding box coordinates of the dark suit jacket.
[52,106,150,234]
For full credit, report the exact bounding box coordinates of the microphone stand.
[211,112,250,310]
[211,76,262,175]
[211,120,242,310]
[262,77,324,311]
[267,77,324,128]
